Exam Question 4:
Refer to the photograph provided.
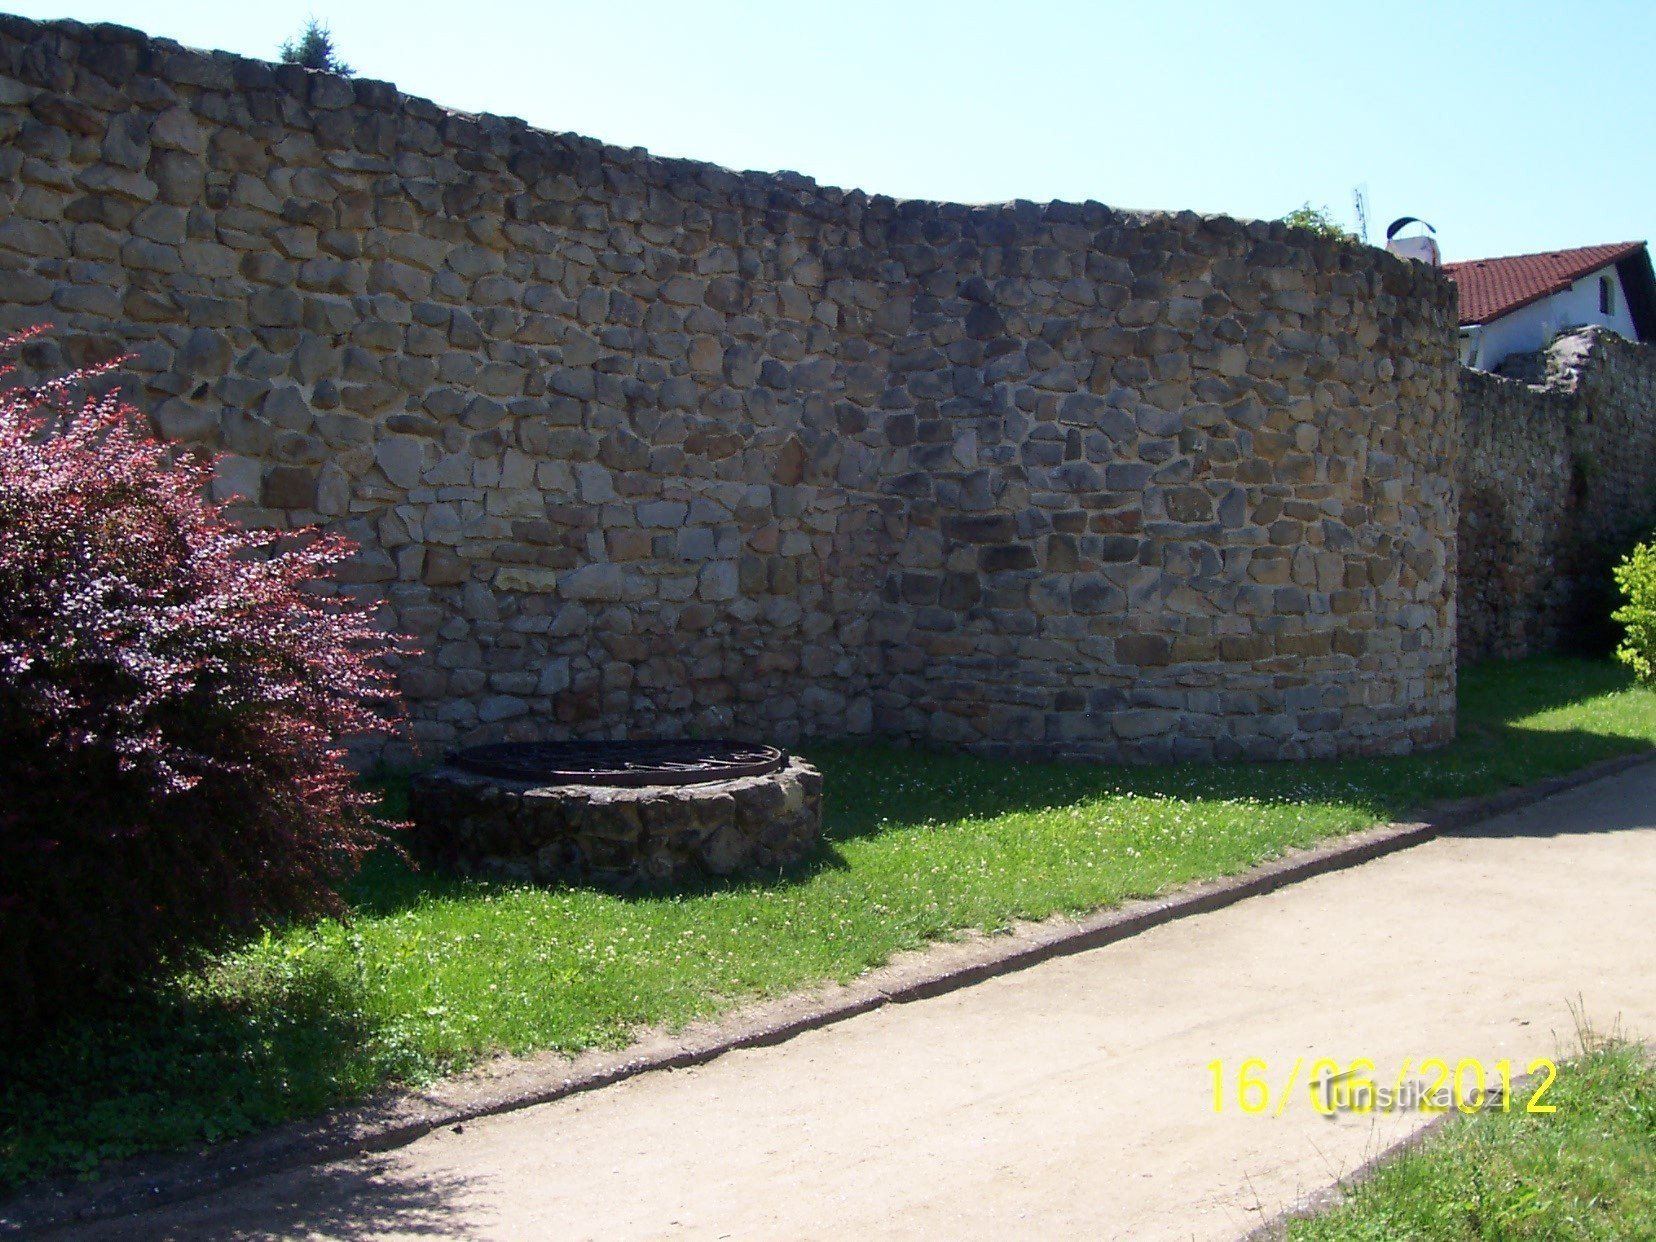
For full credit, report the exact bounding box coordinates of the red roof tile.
[1444,242,1646,325]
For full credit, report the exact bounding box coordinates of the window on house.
[1600,274,1616,316]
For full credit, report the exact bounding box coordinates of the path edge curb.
[7,748,1653,1236]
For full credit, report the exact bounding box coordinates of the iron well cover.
[448,739,789,787]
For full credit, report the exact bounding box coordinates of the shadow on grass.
[807,729,1647,847]
[353,656,1651,907]
[342,843,464,918]
[0,955,402,1196]
[806,656,1651,845]
[349,831,858,918]
[1457,653,1637,719]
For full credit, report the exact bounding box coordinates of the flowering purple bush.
[0,330,407,1036]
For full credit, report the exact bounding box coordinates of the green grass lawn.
[1289,1037,1656,1240]
[2,656,1653,1192]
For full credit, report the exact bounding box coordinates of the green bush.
[1280,203,1351,241]
[0,333,404,1038]
[1611,541,1656,683]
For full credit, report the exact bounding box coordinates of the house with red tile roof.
[1443,242,1656,370]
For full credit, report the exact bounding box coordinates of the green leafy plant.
[279,18,353,76]
[1281,203,1351,240]
[1612,541,1656,683]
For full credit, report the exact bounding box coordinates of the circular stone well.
[409,741,823,888]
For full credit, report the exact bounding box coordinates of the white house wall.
[1469,266,1640,369]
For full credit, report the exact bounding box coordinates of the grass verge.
[2,655,1653,1192]
[1288,1033,1656,1239]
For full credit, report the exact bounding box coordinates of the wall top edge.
[0,10,1452,303]
[1463,325,1656,397]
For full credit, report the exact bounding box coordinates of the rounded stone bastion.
[409,747,823,889]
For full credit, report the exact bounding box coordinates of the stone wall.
[0,15,1462,764]
[1459,329,1656,662]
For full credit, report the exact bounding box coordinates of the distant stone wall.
[1457,367,1573,660]
[0,15,1462,764]
[1459,329,1656,663]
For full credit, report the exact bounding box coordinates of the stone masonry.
[410,756,823,889]
[1459,328,1656,662]
[0,15,1462,764]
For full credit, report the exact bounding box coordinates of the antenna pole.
[1352,185,1370,244]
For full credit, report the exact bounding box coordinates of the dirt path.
[71,763,1656,1240]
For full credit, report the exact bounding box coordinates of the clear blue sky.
[7,0,1653,260]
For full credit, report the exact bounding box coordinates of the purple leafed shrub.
[0,330,407,1036]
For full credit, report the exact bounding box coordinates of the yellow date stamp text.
[1207,1056,1558,1117]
